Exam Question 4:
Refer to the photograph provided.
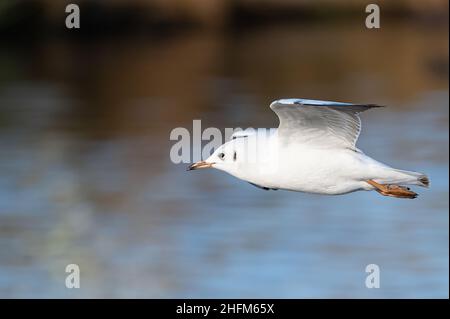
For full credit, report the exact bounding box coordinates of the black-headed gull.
[188,99,429,199]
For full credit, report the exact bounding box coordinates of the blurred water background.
[0,0,448,298]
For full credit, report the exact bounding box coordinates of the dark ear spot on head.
[233,151,237,161]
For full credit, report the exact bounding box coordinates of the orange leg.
[366,180,417,199]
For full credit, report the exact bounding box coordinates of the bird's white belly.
[248,147,370,195]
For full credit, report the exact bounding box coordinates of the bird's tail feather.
[390,169,430,188]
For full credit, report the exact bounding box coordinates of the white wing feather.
[270,99,382,149]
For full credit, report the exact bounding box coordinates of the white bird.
[188,99,429,199]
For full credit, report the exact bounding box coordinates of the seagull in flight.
[188,99,429,199]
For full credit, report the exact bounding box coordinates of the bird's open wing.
[270,99,383,149]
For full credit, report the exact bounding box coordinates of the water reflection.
[0,21,448,298]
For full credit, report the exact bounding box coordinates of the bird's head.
[187,140,241,174]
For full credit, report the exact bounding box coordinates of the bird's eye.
[233,152,237,161]
[218,152,225,160]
